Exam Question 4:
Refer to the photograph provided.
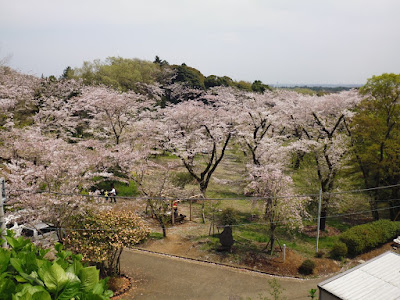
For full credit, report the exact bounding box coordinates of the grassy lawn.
[139,147,376,267]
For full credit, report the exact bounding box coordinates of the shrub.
[171,171,195,188]
[339,220,400,257]
[219,207,240,226]
[64,209,150,277]
[298,259,316,275]
[330,242,348,260]
[315,250,325,258]
[0,231,113,299]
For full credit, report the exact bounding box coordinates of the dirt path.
[119,248,326,300]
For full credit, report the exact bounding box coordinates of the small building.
[318,251,400,300]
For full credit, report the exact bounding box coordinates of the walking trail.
[118,248,326,300]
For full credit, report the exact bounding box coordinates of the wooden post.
[171,200,175,225]
[190,200,192,221]
[212,202,215,235]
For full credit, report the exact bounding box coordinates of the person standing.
[110,186,117,203]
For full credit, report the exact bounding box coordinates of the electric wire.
[12,203,400,232]
[5,183,400,232]
[8,182,400,201]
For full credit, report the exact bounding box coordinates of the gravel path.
[119,248,327,300]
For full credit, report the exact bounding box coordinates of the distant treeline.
[281,85,360,96]
[61,56,271,94]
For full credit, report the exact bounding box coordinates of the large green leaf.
[79,266,99,293]
[10,258,24,274]
[10,258,44,286]
[15,275,28,283]
[12,284,51,300]
[82,293,108,300]
[0,248,11,273]
[66,259,83,276]
[5,235,30,251]
[39,262,68,294]
[91,278,112,297]
[0,276,16,299]
[24,271,44,287]
[92,282,105,295]
[35,258,47,270]
[56,272,81,300]
[18,252,38,275]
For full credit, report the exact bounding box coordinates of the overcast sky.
[0,0,399,85]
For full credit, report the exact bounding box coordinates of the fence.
[4,182,400,252]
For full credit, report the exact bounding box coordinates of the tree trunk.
[319,208,327,232]
[269,224,276,255]
[200,187,206,223]
[161,222,167,237]
[201,201,206,223]
[390,201,396,221]
[370,193,380,220]
[390,187,400,221]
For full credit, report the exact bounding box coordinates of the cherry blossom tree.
[0,67,39,129]
[279,90,362,230]
[33,78,84,140]
[0,128,111,239]
[154,100,234,222]
[158,100,234,196]
[130,159,189,237]
[245,163,309,254]
[35,83,155,144]
[213,87,286,166]
[79,86,152,145]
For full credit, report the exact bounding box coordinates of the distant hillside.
[63,56,271,94]
[275,84,361,96]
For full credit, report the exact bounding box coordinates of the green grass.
[326,219,353,232]
[93,180,139,196]
[148,232,164,240]
[133,143,373,260]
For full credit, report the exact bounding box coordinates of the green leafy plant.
[339,220,400,256]
[254,278,286,300]
[330,242,348,260]
[308,288,318,299]
[0,230,113,300]
[219,207,240,226]
[298,259,316,275]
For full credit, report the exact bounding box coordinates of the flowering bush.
[64,209,150,277]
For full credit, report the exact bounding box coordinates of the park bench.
[169,213,186,224]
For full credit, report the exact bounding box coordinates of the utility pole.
[0,178,6,248]
[316,188,322,253]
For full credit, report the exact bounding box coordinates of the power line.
[26,203,400,232]
[217,204,400,229]
[7,188,317,201]
[6,183,400,232]
[327,183,400,195]
[8,182,400,202]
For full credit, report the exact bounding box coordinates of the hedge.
[298,259,316,275]
[339,220,400,257]
[330,241,348,260]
